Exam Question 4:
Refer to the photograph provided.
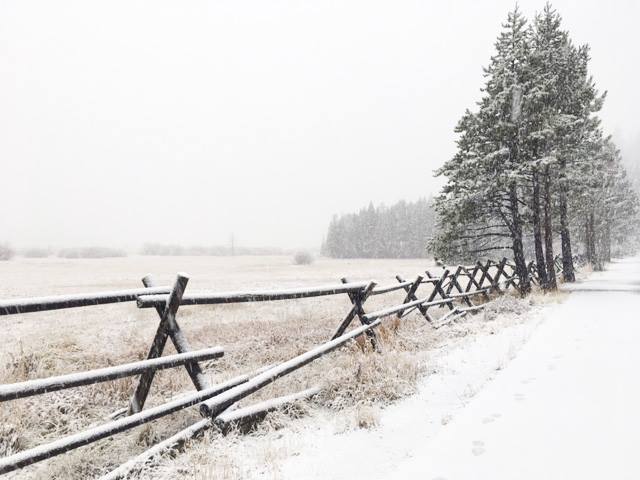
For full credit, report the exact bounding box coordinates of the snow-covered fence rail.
[0,258,521,477]
[0,286,172,316]
[0,348,224,402]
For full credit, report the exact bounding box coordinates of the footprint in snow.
[472,440,486,456]
[472,446,486,456]
[483,412,503,423]
[514,393,526,402]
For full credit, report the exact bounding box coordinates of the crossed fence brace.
[125,261,516,412]
[0,257,524,477]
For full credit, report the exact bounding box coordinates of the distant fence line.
[0,257,551,478]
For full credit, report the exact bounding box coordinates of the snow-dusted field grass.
[0,255,555,479]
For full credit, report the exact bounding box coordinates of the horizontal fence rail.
[0,286,172,316]
[0,255,560,477]
[136,281,369,308]
[0,347,224,402]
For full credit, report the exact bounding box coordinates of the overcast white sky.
[1,0,638,250]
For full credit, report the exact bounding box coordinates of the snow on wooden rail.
[0,257,525,477]
[214,386,321,432]
[0,286,172,316]
[0,347,224,401]
[0,373,249,474]
[135,281,369,308]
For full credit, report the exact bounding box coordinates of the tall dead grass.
[0,267,551,479]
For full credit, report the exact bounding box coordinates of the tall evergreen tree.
[435,7,533,293]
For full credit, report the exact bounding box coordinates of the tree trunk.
[587,211,603,271]
[589,211,604,272]
[543,167,557,290]
[508,184,531,295]
[604,221,611,262]
[532,170,548,289]
[585,218,593,263]
[558,186,575,282]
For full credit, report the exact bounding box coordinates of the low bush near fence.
[293,251,314,265]
[0,243,14,261]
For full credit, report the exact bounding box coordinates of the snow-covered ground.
[281,257,640,479]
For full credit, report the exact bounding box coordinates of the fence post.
[491,258,509,292]
[425,269,455,311]
[331,281,376,340]
[340,278,379,351]
[127,274,209,415]
[476,260,493,290]
[445,266,473,307]
[504,261,520,290]
[463,264,490,301]
[395,274,433,323]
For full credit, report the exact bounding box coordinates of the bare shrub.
[0,243,14,260]
[293,251,313,265]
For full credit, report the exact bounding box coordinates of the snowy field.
[2,255,628,479]
[0,255,445,479]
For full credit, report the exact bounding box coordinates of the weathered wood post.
[332,281,376,339]
[424,269,455,312]
[463,264,490,301]
[444,266,473,307]
[127,273,209,415]
[340,278,379,351]
[395,274,433,323]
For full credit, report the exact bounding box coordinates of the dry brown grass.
[0,256,558,479]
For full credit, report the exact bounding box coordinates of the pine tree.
[435,6,533,293]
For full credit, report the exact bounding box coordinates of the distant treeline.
[0,245,127,260]
[321,198,436,258]
[140,243,287,256]
[58,247,127,258]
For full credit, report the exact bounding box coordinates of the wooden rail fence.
[0,257,533,478]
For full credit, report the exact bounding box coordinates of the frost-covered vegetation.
[322,198,436,258]
[0,243,14,261]
[293,251,314,265]
[432,5,639,293]
[0,255,555,479]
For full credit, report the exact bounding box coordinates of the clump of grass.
[0,242,14,260]
[483,294,530,321]
[293,251,313,265]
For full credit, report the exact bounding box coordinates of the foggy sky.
[1,0,639,250]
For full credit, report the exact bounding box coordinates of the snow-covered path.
[282,258,640,480]
[391,257,640,479]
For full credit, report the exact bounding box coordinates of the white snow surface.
[280,257,640,480]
